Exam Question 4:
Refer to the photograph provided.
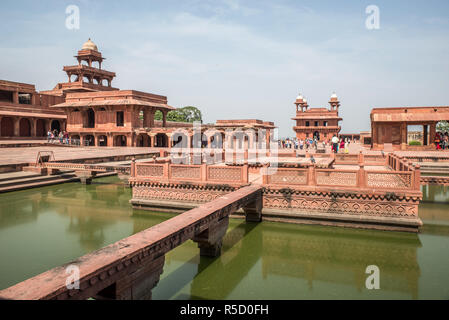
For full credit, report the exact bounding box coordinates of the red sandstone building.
[41,39,118,96]
[53,90,174,147]
[0,80,66,139]
[371,106,449,150]
[49,39,275,148]
[1,39,276,147]
[292,93,342,141]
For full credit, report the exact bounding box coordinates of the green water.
[0,177,448,299]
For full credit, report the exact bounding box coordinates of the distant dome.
[296,93,303,100]
[82,38,98,51]
[331,92,338,99]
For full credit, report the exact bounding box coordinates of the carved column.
[193,216,229,257]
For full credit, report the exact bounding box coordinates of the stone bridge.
[0,185,262,300]
[39,162,131,184]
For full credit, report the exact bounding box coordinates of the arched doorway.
[137,134,150,147]
[115,135,127,146]
[51,120,61,133]
[313,131,320,141]
[84,135,95,146]
[19,118,31,137]
[1,117,14,137]
[36,119,46,137]
[70,135,81,146]
[98,135,108,147]
[86,109,95,128]
[155,133,168,147]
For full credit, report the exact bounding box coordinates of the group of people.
[279,138,319,150]
[434,132,449,150]
[330,135,350,153]
[47,130,69,144]
[278,136,352,153]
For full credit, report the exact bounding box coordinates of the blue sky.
[1,0,448,137]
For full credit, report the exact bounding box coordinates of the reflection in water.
[0,177,448,299]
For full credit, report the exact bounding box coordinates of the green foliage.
[153,106,202,123]
[179,106,202,123]
[154,110,163,121]
[409,140,421,146]
[437,121,449,132]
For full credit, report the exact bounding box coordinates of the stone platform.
[0,146,163,173]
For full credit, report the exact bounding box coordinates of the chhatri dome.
[81,38,98,51]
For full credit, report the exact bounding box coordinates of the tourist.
[299,139,304,150]
[331,135,339,153]
[58,131,63,144]
[435,133,441,150]
[63,131,69,144]
[443,133,449,150]
[339,138,345,153]
[47,130,52,142]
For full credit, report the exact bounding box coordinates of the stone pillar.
[193,216,229,257]
[307,164,316,185]
[358,164,366,188]
[131,158,136,177]
[96,255,165,300]
[143,110,150,128]
[400,122,407,151]
[149,109,155,128]
[162,110,167,127]
[31,118,37,137]
[243,192,262,222]
[429,123,436,147]
[150,134,156,147]
[107,134,114,147]
[12,90,19,104]
[414,165,421,191]
[13,117,20,136]
[166,133,172,148]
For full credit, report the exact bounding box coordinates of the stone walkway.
[0,146,162,166]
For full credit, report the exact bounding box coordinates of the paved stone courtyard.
[0,146,163,166]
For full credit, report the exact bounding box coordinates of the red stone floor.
[0,146,162,166]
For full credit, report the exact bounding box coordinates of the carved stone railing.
[43,162,130,175]
[262,163,420,191]
[132,161,249,184]
[0,185,263,300]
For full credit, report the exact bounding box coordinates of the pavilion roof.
[51,98,174,110]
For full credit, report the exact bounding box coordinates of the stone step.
[0,171,42,183]
[0,172,77,188]
[0,172,116,194]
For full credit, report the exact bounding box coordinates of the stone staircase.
[417,162,449,175]
[0,171,79,193]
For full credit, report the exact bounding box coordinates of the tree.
[179,106,202,123]
[437,121,449,132]
[153,106,202,123]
